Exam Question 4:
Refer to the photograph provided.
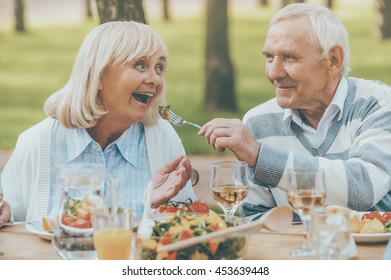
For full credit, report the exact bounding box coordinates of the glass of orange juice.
[92,208,133,260]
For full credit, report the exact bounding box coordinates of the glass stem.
[301,215,312,249]
[223,207,237,222]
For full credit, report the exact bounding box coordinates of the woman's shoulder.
[145,118,179,138]
[18,117,55,140]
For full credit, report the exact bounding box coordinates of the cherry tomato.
[156,205,182,213]
[61,213,91,228]
[371,211,382,219]
[165,251,177,260]
[155,200,209,214]
[208,239,220,256]
[188,201,209,214]
[178,230,195,241]
[382,212,391,223]
[61,214,77,226]
[362,213,374,220]
[158,232,172,245]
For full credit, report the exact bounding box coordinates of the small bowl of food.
[133,209,256,260]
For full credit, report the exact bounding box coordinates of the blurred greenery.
[0,0,390,154]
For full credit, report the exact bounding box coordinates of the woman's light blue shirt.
[48,120,151,217]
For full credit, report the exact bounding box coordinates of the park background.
[1,0,390,205]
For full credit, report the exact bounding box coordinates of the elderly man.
[199,3,391,220]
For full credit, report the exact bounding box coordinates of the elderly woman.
[0,21,196,223]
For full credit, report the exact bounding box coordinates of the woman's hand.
[0,200,12,225]
[151,155,192,204]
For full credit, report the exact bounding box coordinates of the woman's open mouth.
[132,92,153,104]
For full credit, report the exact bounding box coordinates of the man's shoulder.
[348,77,391,96]
[243,98,281,122]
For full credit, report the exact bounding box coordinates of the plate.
[25,221,53,241]
[60,222,93,235]
[351,211,391,244]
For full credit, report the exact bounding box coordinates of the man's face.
[262,17,334,113]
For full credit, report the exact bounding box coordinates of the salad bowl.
[134,211,257,260]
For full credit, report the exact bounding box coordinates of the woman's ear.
[328,45,344,73]
[98,79,104,91]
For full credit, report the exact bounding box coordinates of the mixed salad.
[350,211,391,233]
[61,197,93,229]
[136,210,248,260]
[158,105,171,120]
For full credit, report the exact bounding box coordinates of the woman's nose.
[144,69,160,86]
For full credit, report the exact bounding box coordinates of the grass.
[0,0,390,154]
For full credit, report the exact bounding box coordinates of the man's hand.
[198,118,260,167]
[0,201,12,225]
[151,155,192,204]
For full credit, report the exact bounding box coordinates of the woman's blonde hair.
[44,21,167,128]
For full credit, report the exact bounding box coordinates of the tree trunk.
[86,0,93,18]
[325,0,333,9]
[204,0,236,112]
[14,0,25,33]
[95,0,147,24]
[376,0,391,39]
[280,0,304,8]
[162,0,170,22]
[259,0,268,6]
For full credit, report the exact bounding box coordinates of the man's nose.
[266,58,286,81]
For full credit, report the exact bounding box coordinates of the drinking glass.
[52,163,116,260]
[311,208,351,259]
[286,168,326,257]
[92,208,133,260]
[210,161,249,221]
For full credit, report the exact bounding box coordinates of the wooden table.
[0,224,387,260]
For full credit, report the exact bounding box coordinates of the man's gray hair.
[270,3,351,76]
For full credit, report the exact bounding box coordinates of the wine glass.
[210,161,249,221]
[286,168,326,257]
[0,188,4,257]
[0,191,3,208]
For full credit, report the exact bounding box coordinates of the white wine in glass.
[287,168,326,257]
[210,161,249,220]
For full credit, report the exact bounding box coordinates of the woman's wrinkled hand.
[151,155,192,204]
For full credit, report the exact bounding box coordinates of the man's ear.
[328,45,344,74]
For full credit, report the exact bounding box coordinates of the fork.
[167,110,202,129]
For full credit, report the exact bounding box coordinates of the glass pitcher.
[52,163,116,260]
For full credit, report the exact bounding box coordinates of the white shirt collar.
[282,76,348,133]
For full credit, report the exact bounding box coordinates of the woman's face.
[98,49,167,128]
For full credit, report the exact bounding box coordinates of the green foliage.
[0,1,390,154]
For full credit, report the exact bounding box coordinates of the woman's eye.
[155,64,164,74]
[135,61,146,70]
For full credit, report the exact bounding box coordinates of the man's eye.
[264,54,274,62]
[282,54,298,62]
